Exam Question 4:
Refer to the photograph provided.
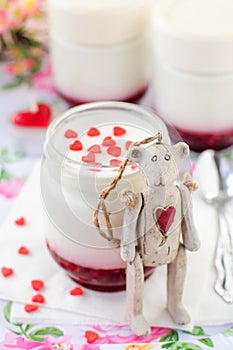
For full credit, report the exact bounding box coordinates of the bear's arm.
[120,193,143,262]
[178,184,200,251]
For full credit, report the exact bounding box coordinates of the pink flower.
[91,325,171,344]
[7,2,25,29]
[0,8,7,34]
[18,0,42,17]
[0,333,52,349]
[7,58,35,75]
[0,177,24,199]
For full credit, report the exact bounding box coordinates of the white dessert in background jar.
[40,102,170,291]
[152,0,233,152]
[47,0,152,104]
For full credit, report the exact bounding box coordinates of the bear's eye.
[164,154,170,161]
[151,155,157,162]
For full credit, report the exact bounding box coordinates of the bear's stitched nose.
[155,176,165,187]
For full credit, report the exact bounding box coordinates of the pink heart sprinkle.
[87,144,101,153]
[82,152,96,164]
[64,129,78,139]
[102,136,116,147]
[107,146,121,157]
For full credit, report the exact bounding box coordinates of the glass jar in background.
[40,102,170,292]
[152,0,233,152]
[47,0,152,105]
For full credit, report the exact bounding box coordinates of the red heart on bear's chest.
[154,206,176,236]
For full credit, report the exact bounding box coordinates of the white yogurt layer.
[160,0,233,38]
[50,35,149,103]
[154,0,233,74]
[153,62,233,133]
[48,0,151,46]
[42,104,170,269]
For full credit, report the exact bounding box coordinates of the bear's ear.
[173,142,189,159]
[127,145,144,162]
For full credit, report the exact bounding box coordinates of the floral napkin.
[0,162,225,330]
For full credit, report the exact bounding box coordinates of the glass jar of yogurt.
[152,0,233,152]
[47,0,151,105]
[40,101,170,291]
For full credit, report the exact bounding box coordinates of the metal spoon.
[195,149,233,303]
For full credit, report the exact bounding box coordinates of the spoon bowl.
[195,149,233,303]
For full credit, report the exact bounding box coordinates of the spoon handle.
[215,208,233,303]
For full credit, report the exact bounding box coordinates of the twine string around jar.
[93,132,162,243]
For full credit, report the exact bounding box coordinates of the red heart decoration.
[107,146,121,157]
[12,103,51,127]
[85,330,99,344]
[64,129,78,139]
[31,280,44,291]
[87,144,102,153]
[15,217,26,226]
[18,246,30,255]
[32,294,45,303]
[154,206,176,236]
[110,159,122,166]
[69,287,84,296]
[102,136,116,147]
[1,267,14,277]
[125,140,133,150]
[87,127,100,137]
[82,152,96,164]
[113,126,126,136]
[24,304,39,313]
[69,140,83,151]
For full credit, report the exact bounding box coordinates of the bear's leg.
[126,252,150,336]
[167,244,191,325]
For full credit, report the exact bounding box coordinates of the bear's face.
[127,142,189,188]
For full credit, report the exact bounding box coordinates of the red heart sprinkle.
[32,294,45,303]
[155,206,176,236]
[18,246,30,255]
[126,140,133,150]
[85,330,99,344]
[64,129,78,139]
[110,159,122,166]
[87,144,102,153]
[24,304,39,313]
[31,280,44,291]
[82,152,96,164]
[15,217,26,226]
[12,103,51,128]
[131,164,138,170]
[107,146,121,157]
[1,267,14,277]
[102,136,116,147]
[87,127,100,137]
[69,140,83,151]
[113,126,126,136]
[69,287,84,296]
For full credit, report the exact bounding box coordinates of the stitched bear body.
[120,141,200,336]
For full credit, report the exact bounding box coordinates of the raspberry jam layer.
[176,127,233,152]
[56,85,148,107]
[47,242,154,292]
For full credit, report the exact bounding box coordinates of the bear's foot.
[167,303,191,325]
[129,314,151,336]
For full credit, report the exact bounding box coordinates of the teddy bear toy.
[95,133,200,336]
